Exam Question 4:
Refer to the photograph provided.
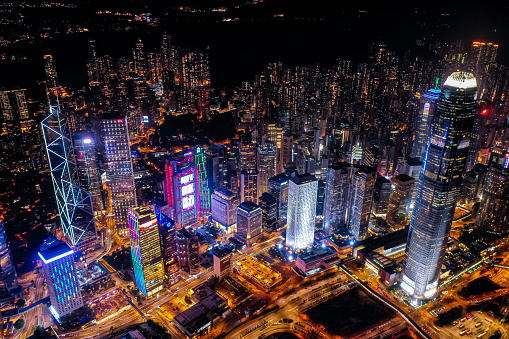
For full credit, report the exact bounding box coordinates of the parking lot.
[439,311,500,338]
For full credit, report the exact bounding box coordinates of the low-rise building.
[295,246,340,276]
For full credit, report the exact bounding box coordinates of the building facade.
[236,201,262,244]
[211,188,239,232]
[128,207,164,297]
[401,72,477,302]
[323,163,349,235]
[176,228,200,275]
[286,173,318,251]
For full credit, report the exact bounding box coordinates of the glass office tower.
[401,72,477,302]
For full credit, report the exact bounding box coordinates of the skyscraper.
[348,166,376,241]
[372,176,391,216]
[239,141,257,171]
[240,169,259,204]
[154,201,179,283]
[100,113,137,237]
[323,163,349,235]
[211,188,239,232]
[164,152,200,227]
[0,222,17,291]
[401,72,477,302]
[257,144,277,195]
[128,207,164,297]
[259,192,278,233]
[386,174,415,230]
[268,173,290,225]
[42,105,99,251]
[0,89,29,121]
[236,201,262,244]
[412,89,441,160]
[43,55,59,88]
[194,147,211,214]
[286,173,318,251]
[39,239,83,319]
[476,152,509,235]
[176,228,200,275]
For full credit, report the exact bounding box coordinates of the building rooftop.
[214,188,237,200]
[259,192,277,205]
[444,71,477,89]
[38,241,73,264]
[268,173,290,184]
[393,174,415,184]
[297,246,337,264]
[291,173,317,185]
[406,157,423,167]
[238,201,261,213]
[213,247,233,259]
[354,227,409,255]
[422,88,441,101]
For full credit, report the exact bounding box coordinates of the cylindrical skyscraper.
[401,72,477,302]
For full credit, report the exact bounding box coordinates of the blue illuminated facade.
[41,104,98,251]
[39,239,83,318]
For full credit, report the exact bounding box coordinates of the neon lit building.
[194,147,211,214]
[286,173,318,251]
[39,239,83,319]
[42,104,99,251]
[401,72,477,302]
[154,201,179,283]
[100,113,137,237]
[164,153,200,227]
[128,207,164,297]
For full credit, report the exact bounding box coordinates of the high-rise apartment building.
[0,222,17,291]
[176,228,200,275]
[236,201,262,244]
[0,89,29,121]
[128,207,164,297]
[39,239,83,319]
[268,173,290,225]
[401,72,477,302]
[323,163,349,235]
[412,89,441,160]
[100,113,137,237]
[211,188,239,232]
[348,166,376,241]
[240,169,259,204]
[154,201,179,283]
[164,152,200,227]
[286,174,318,251]
[257,144,277,195]
[239,141,257,171]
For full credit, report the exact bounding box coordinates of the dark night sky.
[1,0,508,96]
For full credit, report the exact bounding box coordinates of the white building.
[286,173,318,251]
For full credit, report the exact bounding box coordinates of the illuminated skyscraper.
[42,104,99,251]
[0,222,17,291]
[236,201,262,244]
[128,207,164,297]
[259,192,278,233]
[286,174,318,251]
[176,228,200,275]
[372,176,391,216]
[154,201,179,283]
[100,113,137,237]
[348,166,376,241]
[257,144,277,195]
[164,152,200,227]
[386,174,415,230]
[323,163,348,236]
[132,39,146,77]
[194,147,210,213]
[239,141,257,171]
[39,239,83,319]
[43,55,59,88]
[240,169,259,204]
[401,72,477,302]
[73,132,104,212]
